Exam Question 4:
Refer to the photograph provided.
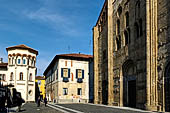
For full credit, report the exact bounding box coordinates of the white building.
[0,44,38,102]
[44,53,93,103]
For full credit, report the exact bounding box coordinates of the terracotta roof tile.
[6,44,38,55]
[57,53,93,59]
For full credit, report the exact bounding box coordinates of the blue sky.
[0,0,104,75]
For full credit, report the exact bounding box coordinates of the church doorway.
[122,60,136,108]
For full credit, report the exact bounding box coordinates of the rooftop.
[6,44,38,55]
[43,53,93,76]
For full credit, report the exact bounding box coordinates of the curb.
[85,103,155,113]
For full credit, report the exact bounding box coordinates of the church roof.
[6,44,38,55]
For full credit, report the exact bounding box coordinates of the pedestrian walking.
[16,92,23,112]
[44,96,47,107]
[37,97,40,107]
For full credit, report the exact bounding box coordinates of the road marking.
[47,104,71,113]
[49,103,84,113]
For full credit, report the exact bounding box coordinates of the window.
[0,74,6,81]
[125,12,129,27]
[71,60,73,67]
[18,59,21,64]
[20,72,23,80]
[23,59,26,64]
[63,88,68,95]
[61,68,70,82]
[116,36,121,50]
[10,72,13,81]
[29,73,32,81]
[117,19,120,35]
[9,58,11,65]
[77,88,82,95]
[65,61,67,66]
[117,6,122,16]
[76,69,84,83]
[124,30,129,45]
[0,74,2,80]
[56,69,58,80]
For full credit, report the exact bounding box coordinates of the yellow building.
[35,76,45,100]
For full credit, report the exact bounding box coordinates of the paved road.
[18,103,63,113]
[48,103,156,113]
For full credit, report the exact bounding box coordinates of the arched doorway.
[165,62,170,111]
[122,60,136,108]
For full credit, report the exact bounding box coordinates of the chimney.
[0,58,3,63]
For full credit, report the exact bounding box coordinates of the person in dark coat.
[44,97,47,107]
[37,97,40,107]
[16,92,23,112]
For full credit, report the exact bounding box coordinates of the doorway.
[128,80,136,108]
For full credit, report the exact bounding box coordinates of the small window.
[117,19,120,35]
[20,72,23,80]
[9,58,11,65]
[117,6,122,16]
[77,88,82,95]
[124,30,129,45]
[18,59,21,64]
[63,88,68,95]
[29,73,32,81]
[65,61,67,66]
[23,59,26,64]
[2,74,6,81]
[10,72,13,81]
[56,69,58,80]
[125,12,129,27]
[71,60,73,67]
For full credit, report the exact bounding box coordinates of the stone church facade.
[93,0,170,112]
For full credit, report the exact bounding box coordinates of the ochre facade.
[93,0,170,112]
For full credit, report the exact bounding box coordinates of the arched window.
[29,73,32,81]
[125,12,129,28]
[117,19,120,35]
[10,72,13,81]
[117,6,122,17]
[124,30,129,45]
[23,59,26,65]
[127,28,131,44]
[20,72,23,80]
[116,36,121,50]
[2,74,6,81]
[134,22,139,39]
[139,19,143,36]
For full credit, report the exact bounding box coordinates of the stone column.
[108,0,114,105]
[145,0,158,110]
[93,26,99,104]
